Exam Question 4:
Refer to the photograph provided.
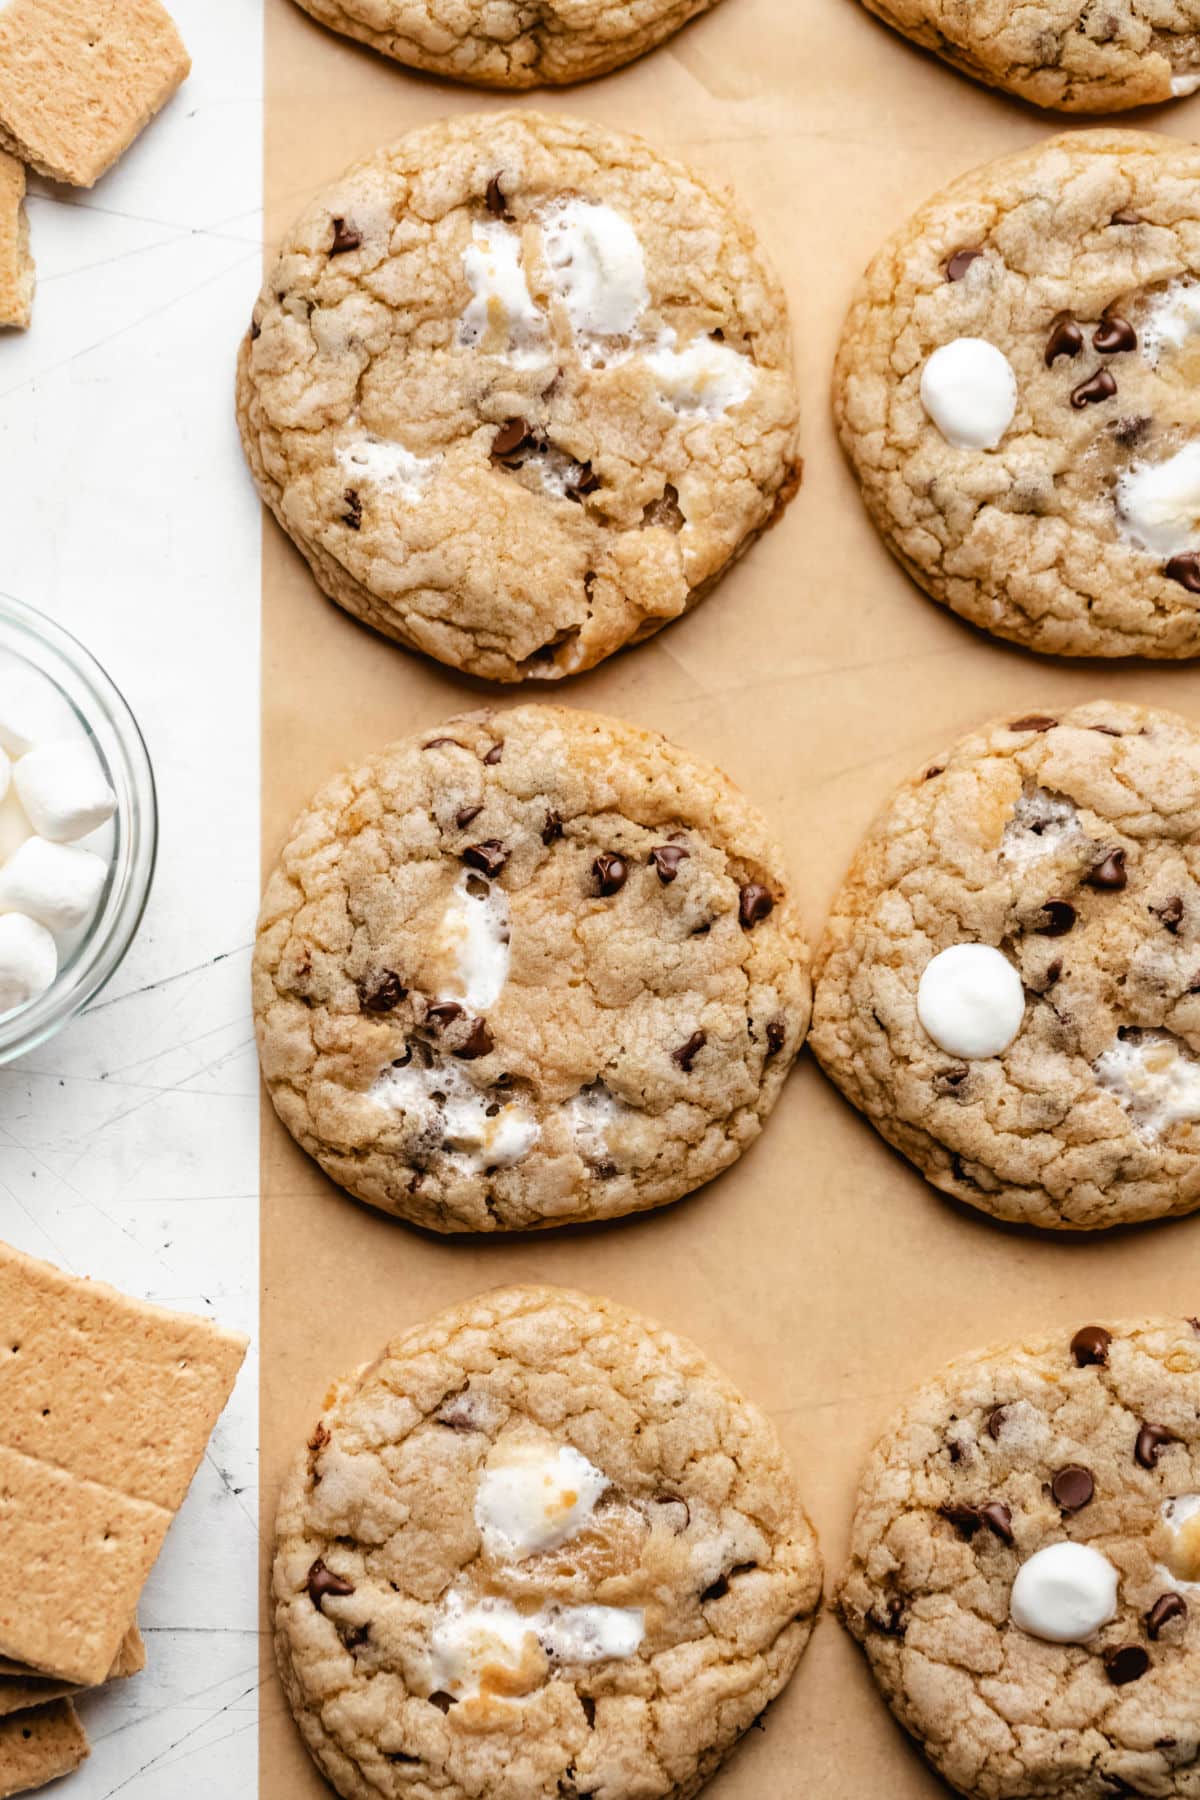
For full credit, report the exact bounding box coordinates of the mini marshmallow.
[1118,442,1200,555]
[0,837,109,933]
[433,873,510,1009]
[541,200,648,343]
[920,337,1018,450]
[0,912,57,1015]
[336,434,439,501]
[14,739,116,843]
[643,336,755,416]
[0,666,58,759]
[475,1440,609,1559]
[536,1605,644,1665]
[917,943,1025,1059]
[460,221,546,363]
[1009,1542,1119,1643]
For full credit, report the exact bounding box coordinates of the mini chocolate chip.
[1009,714,1057,732]
[455,804,483,829]
[925,764,945,781]
[940,1503,984,1538]
[250,318,262,341]
[308,1560,355,1609]
[936,1066,970,1095]
[987,1406,1008,1440]
[483,743,504,765]
[428,1692,455,1714]
[766,1019,786,1057]
[1090,723,1124,736]
[330,217,362,255]
[358,971,407,1014]
[871,1597,907,1637]
[1087,849,1127,890]
[1051,1465,1095,1512]
[341,1623,370,1651]
[454,1017,494,1060]
[738,882,774,928]
[1111,209,1144,225]
[1040,959,1063,991]
[593,853,628,896]
[1135,1422,1179,1469]
[542,810,563,845]
[1045,314,1084,366]
[702,1575,730,1601]
[463,840,507,877]
[342,489,362,530]
[1104,1644,1150,1686]
[424,736,464,750]
[673,1030,706,1072]
[650,845,690,884]
[570,462,601,497]
[426,1001,464,1029]
[1072,1324,1112,1366]
[948,1438,965,1464]
[491,417,531,458]
[1070,368,1118,408]
[976,1501,1012,1543]
[1037,900,1076,937]
[946,248,984,280]
[1147,1593,1187,1638]
[1153,896,1185,933]
[485,173,512,220]
[1094,314,1137,355]
[1166,553,1200,594]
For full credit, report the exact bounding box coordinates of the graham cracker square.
[0,1702,88,1799]
[0,1626,145,1719]
[0,0,190,188]
[0,152,33,331]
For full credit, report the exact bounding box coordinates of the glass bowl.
[0,594,157,1065]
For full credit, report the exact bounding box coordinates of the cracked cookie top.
[237,111,799,683]
[810,700,1200,1230]
[839,1317,1200,1800]
[286,0,727,86]
[253,704,810,1232]
[835,132,1200,660]
[273,1285,822,1800]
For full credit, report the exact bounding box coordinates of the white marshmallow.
[460,222,546,363]
[536,1605,644,1665]
[920,337,1018,450]
[1141,282,1200,365]
[1009,1542,1119,1644]
[643,336,755,416]
[0,837,109,933]
[541,201,648,344]
[0,667,59,759]
[370,1056,539,1172]
[336,435,439,501]
[0,790,32,862]
[1171,71,1200,95]
[14,739,116,844]
[475,1440,609,1559]
[566,1082,627,1164]
[1095,1030,1200,1136]
[429,1595,539,1701]
[433,873,510,1009]
[1160,1493,1200,1587]
[1000,789,1080,869]
[917,944,1025,1059]
[1118,442,1200,555]
[0,913,57,1015]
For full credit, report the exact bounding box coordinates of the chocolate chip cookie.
[839,1316,1200,1800]
[835,131,1200,659]
[254,704,809,1232]
[237,111,800,683]
[810,700,1200,1231]
[273,1284,823,1800]
[287,0,726,86]
[854,0,1200,110]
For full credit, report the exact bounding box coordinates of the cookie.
[273,1284,822,1800]
[855,0,1200,109]
[237,111,800,683]
[254,704,809,1232]
[810,700,1200,1232]
[835,131,1200,660]
[839,1316,1200,1800]
[288,0,726,86]
[0,153,33,332]
[0,0,190,189]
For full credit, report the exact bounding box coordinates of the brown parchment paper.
[259,1,1200,1790]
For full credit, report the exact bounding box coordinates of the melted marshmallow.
[1118,442,1200,555]
[537,1606,644,1664]
[371,1058,539,1171]
[999,789,1080,868]
[643,335,754,416]
[920,338,1018,450]
[1141,281,1200,365]
[566,1082,626,1164]
[1009,1542,1119,1644]
[432,873,510,1009]
[460,222,546,363]
[916,944,1025,1059]
[1172,72,1200,95]
[1094,1030,1200,1136]
[1160,1494,1200,1587]
[541,201,648,346]
[430,1592,643,1701]
[475,1440,609,1559]
[337,435,438,500]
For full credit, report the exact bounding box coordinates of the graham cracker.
[0,0,190,188]
[0,1627,145,1719]
[0,152,33,331]
[0,1241,247,1687]
[0,1703,88,1799]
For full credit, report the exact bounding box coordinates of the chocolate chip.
[1111,209,1144,225]
[1135,1422,1178,1469]
[1153,896,1184,933]
[330,217,362,256]
[870,1597,907,1637]
[1147,1593,1187,1638]
[1009,714,1057,732]
[1094,314,1137,355]
[593,853,628,896]
[308,1559,355,1608]
[1104,1644,1150,1686]
[341,1623,370,1651]
[463,840,507,877]
[491,417,531,458]
[569,462,601,498]
[948,1438,965,1464]
[542,810,563,845]
[673,1030,706,1071]
[1070,368,1118,408]
[1040,959,1063,991]
[946,248,983,281]
[1045,315,1084,366]
[342,489,362,530]
[455,804,483,829]
[649,845,689,884]
[925,765,945,781]
[1166,553,1200,594]
[738,882,774,928]
[485,173,512,220]
[428,1692,455,1714]
[986,1406,1008,1440]
[1051,1465,1095,1512]
[979,1501,1014,1543]
[426,1001,464,1029]
[1072,1324,1112,1366]
[1087,849,1127,890]
[1037,900,1076,937]
[424,737,464,751]
[453,1017,494,1060]
[939,1503,983,1538]
[939,1502,1011,1542]
[483,743,504,765]
[935,1066,970,1095]
[358,971,407,1014]
[250,318,262,341]
[766,1020,786,1057]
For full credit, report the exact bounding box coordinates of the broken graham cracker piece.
[0,1702,88,1799]
[0,152,33,331]
[0,1242,247,1687]
[0,0,190,189]
[0,1626,145,1719]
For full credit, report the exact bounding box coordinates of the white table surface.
[0,2,263,1793]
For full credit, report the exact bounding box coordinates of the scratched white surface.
[0,2,263,1794]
